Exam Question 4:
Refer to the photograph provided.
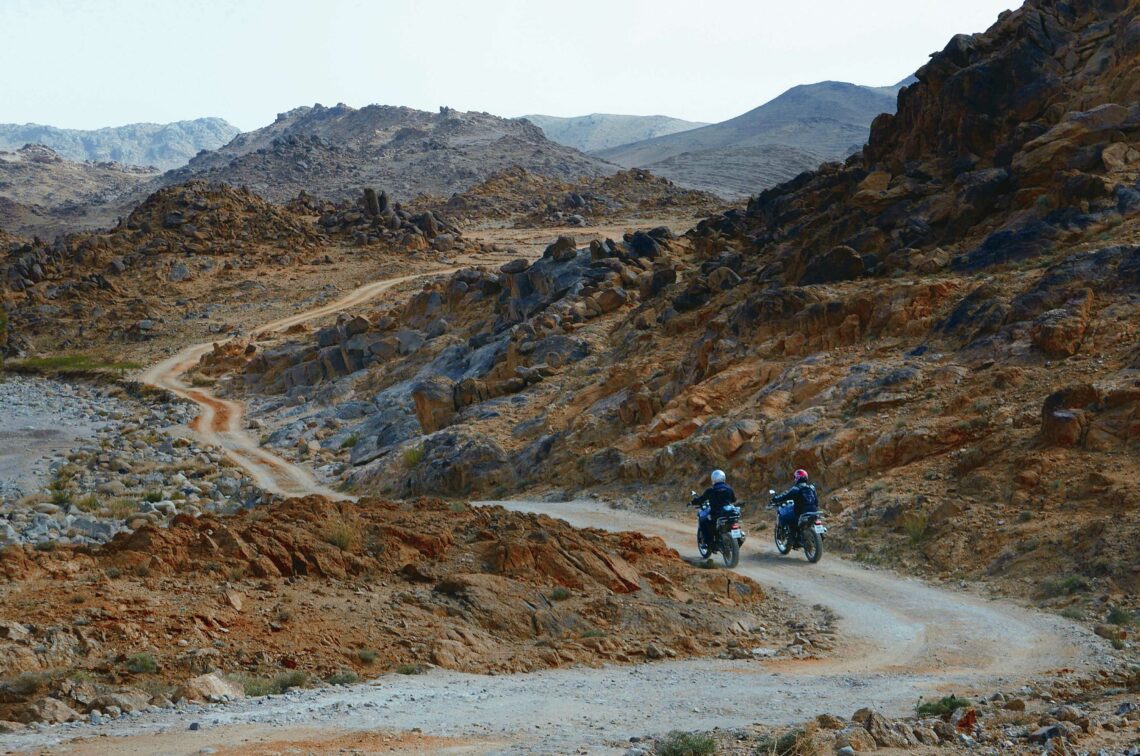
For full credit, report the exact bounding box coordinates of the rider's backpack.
[801,484,819,511]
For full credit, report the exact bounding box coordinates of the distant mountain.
[594,81,906,198]
[166,104,618,203]
[519,113,708,153]
[0,118,239,170]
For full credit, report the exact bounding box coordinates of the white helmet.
[711,469,726,484]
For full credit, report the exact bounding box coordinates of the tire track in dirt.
[139,268,469,498]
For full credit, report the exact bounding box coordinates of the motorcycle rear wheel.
[774,524,791,555]
[721,533,740,568]
[803,527,823,563]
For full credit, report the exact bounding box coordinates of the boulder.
[801,246,864,285]
[411,376,457,434]
[173,672,246,703]
[543,235,578,261]
[13,697,79,724]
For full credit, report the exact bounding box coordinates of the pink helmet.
[794,469,809,482]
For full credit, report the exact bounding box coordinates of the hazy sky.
[0,0,1020,132]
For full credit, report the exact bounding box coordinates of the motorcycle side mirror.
[768,489,776,495]
[690,490,697,497]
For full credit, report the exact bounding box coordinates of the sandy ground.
[0,377,107,503]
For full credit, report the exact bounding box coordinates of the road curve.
[138,271,452,498]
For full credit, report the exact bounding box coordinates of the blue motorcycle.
[689,491,745,568]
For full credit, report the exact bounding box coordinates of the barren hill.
[0,144,158,236]
[165,104,618,203]
[520,113,708,153]
[0,117,238,170]
[595,80,904,197]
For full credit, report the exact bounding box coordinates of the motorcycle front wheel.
[721,533,740,569]
[774,524,791,555]
[697,527,712,559]
[803,527,823,563]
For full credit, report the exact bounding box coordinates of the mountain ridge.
[519,113,708,153]
[0,117,239,170]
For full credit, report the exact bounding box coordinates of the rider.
[691,469,736,548]
[771,469,818,544]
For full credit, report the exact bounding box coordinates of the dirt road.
[138,271,458,498]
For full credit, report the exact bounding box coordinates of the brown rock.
[834,725,877,751]
[411,376,457,434]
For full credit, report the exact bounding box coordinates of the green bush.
[325,671,359,685]
[1107,607,1136,626]
[125,653,158,674]
[915,694,973,717]
[549,586,572,601]
[143,491,163,503]
[230,670,309,696]
[357,648,378,664]
[339,434,358,450]
[900,512,929,545]
[656,730,716,756]
[395,663,425,675]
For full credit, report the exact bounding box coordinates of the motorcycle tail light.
[731,523,741,529]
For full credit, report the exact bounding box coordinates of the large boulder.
[174,672,246,703]
[407,427,515,496]
[411,376,457,434]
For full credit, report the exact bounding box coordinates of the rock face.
[164,104,618,203]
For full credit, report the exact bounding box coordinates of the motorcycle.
[769,489,827,563]
[689,490,745,568]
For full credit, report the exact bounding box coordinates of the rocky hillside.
[594,81,904,198]
[0,180,490,358]
[216,0,1139,612]
[0,495,823,725]
[520,113,708,153]
[419,166,724,226]
[0,118,239,170]
[0,145,158,237]
[165,104,617,203]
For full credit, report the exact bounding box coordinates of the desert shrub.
[1040,575,1090,598]
[549,586,571,601]
[755,728,817,756]
[325,671,359,686]
[339,434,359,449]
[75,494,100,513]
[357,648,378,664]
[143,491,163,503]
[656,730,716,756]
[581,629,605,639]
[395,664,425,675]
[124,653,157,674]
[225,672,309,697]
[401,444,424,468]
[1107,607,1136,626]
[916,694,973,717]
[900,512,929,545]
[321,520,357,551]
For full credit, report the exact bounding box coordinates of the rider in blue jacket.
[691,469,736,548]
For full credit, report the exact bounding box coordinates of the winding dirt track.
[82,265,1108,754]
[139,271,452,498]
